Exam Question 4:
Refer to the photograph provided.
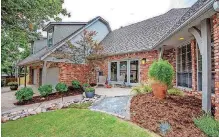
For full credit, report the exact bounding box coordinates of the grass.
[2,109,157,137]
[68,102,92,109]
[167,88,184,96]
[194,114,219,137]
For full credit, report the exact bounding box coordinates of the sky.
[61,0,198,30]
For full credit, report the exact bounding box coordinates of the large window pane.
[120,61,127,82]
[177,44,192,88]
[130,60,139,83]
[111,62,117,81]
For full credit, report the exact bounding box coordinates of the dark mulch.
[130,93,206,137]
[14,87,83,105]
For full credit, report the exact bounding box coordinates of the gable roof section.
[17,16,111,66]
[101,8,189,55]
[153,0,213,49]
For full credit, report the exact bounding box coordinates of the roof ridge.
[111,8,189,32]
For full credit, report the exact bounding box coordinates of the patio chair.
[116,75,125,87]
[97,76,106,87]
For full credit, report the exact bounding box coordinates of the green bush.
[72,80,80,88]
[15,87,34,102]
[148,60,174,87]
[8,82,18,86]
[82,83,90,88]
[38,85,53,97]
[194,114,219,137]
[131,84,152,95]
[167,88,184,96]
[85,87,95,92]
[55,83,68,93]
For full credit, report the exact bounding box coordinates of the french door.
[109,60,139,86]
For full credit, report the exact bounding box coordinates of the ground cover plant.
[1,109,157,137]
[194,114,219,137]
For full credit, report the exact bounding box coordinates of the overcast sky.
[61,0,197,30]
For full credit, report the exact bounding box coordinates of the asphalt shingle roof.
[101,8,189,55]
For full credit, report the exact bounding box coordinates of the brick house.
[18,0,219,119]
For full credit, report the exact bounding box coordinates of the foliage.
[55,83,68,93]
[131,84,152,95]
[167,88,184,96]
[148,60,174,87]
[194,114,219,137]
[15,87,34,102]
[2,109,155,137]
[85,87,95,92]
[159,121,171,135]
[8,82,18,86]
[38,85,53,97]
[68,102,92,109]
[1,0,70,76]
[72,80,80,89]
[64,30,105,83]
[82,83,90,88]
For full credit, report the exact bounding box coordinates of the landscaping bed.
[130,93,206,137]
[14,87,83,105]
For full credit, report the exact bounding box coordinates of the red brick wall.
[191,40,197,91]
[58,63,89,86]
[163,48,176,85]
[97,50,158,83]
[213,13,219,120]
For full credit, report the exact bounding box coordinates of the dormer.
[43,22,87,47]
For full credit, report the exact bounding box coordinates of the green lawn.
[2,109,157,137]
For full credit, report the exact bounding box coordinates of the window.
[47,28,53,47]
[177,44,192,88]
[120,61,127,82]
[197,44,215,93]
[110,62,117,81]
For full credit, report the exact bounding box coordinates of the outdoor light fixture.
[179,37,184,40]
[213,0,219,12]
[141,58,146,64]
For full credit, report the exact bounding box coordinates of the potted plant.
[8,82,18,90]
[85,87,95,98]
[82,83,90,90]
[148,60,174,99]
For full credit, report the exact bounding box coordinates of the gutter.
[152,0,214,50]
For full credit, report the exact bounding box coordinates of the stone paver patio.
[90,96,132,120]
[95,87,133,97]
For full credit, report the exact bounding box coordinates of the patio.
[1,85,133,114]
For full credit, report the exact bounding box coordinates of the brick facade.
[163,48,177,85]
[58,63,89,86]
[97,50,159,83]
[213,13,219,120]
[191,40,197,91]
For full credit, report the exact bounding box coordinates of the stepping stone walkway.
[90,96,132,120]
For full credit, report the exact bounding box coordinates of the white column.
[42,61,47,85]
[201,18,212,113]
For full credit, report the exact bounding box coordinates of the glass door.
[120,61,127,83]
[129,60,139,84]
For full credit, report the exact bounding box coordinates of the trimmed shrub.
[85,87,95,92]
[55,83,68,93]
[15,87,34,102]
[8,82,18,86]
[38,84,53,97]
[72,80,80,89]
[167,88,184,96]
[148,60,174,87]
[194,114,219,137]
